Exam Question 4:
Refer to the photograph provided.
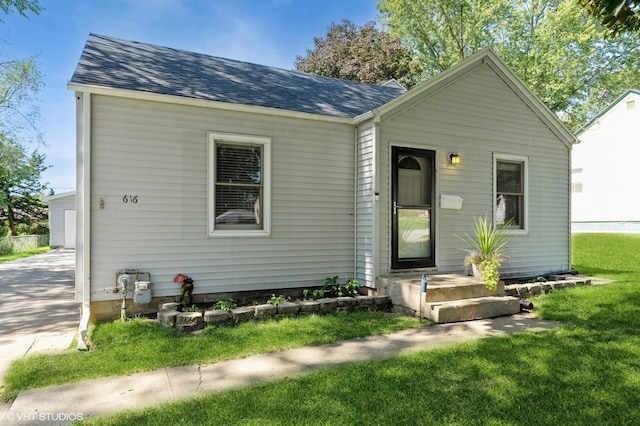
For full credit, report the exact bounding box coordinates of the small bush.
[15,223,30,235]
[267,294,290,305]
[305,276,361,299]
[303,288,326,300]
[0,237,13,256]
[29,222,49,235]
[213,299,237,311]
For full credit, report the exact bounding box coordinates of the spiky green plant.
[457,215,513,290]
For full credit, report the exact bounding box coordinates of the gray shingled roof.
[69,34,406,118]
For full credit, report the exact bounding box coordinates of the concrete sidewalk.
[3,313,560,425]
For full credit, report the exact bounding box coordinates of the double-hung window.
[208,132,271,237]
[494,154,527,232]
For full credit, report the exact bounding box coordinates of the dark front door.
[391,147,436,269]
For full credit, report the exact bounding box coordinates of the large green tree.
[295,19,423,88]
[377,0,640,131]
[0,137,47,235]
[0,0,46,235]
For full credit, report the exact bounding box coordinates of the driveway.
[0,249,78,382]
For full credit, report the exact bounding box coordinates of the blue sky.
[2,0,379,194]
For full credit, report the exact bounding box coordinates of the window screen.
[214,143,263,229]
[496,159,524,228]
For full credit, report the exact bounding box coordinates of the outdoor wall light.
[449,153,461,165]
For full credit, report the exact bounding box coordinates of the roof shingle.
[70,34,406,118]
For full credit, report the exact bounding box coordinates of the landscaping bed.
[157,294,391,332]
[504,276,592,299]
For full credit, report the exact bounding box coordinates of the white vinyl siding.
[355,121,376,287]
[89,95,355,301]
[572,92,640,226]
[377,64,570,278]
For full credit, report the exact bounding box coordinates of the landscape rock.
[204,309,231,325]
[158,310,179,327]
[254,304,278,319]
[176,312,203,332]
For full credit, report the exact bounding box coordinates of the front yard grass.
[82,233,640,425]
[0,310,421,401]
[0,246,49,263]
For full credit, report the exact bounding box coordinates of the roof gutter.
[67,82,357,125]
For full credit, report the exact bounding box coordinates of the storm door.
[391,147,435,269]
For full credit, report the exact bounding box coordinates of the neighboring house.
[572,89,640,233]
[43,190,76,249]
[69,34,575,327]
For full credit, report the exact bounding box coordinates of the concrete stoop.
[426,296,520,324]
[378,274,520,324]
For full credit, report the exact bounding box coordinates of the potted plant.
[458,215,513,291]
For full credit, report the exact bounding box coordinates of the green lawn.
[1,311,421,401]
[82,233,640,425]
[0,246,49,263]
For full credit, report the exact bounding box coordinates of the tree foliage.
[0,137,47,235]
[0,0,46,235]
[0,0,41,20]
[295,19,423,88]
[579,0,640,35]
[378,0,640,131]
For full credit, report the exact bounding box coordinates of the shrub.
[322,276,361,298]
[0,237,13,256]
[29,222,49,235]
[15,223,30,235]
[212,299,237,311]
[267,294,290,305]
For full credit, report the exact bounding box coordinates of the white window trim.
[493,153,528,235]
[208,132,271,237]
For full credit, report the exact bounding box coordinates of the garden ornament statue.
[174,273,194,306]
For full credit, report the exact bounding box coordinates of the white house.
[68,35,575,333]
[572,89,640,233]
[43,190,76,249]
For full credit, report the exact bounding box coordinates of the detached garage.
[43,190,76,249]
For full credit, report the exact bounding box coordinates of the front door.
[391,147,435,269]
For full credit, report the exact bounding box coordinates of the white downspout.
[77,92,91,351]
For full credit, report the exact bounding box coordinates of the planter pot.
[472,263,483,279]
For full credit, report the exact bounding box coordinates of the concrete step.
[378,275,505,314]
[425,296,520,324]
[424,280,504,303]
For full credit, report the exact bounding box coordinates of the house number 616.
[122,195,138,204]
